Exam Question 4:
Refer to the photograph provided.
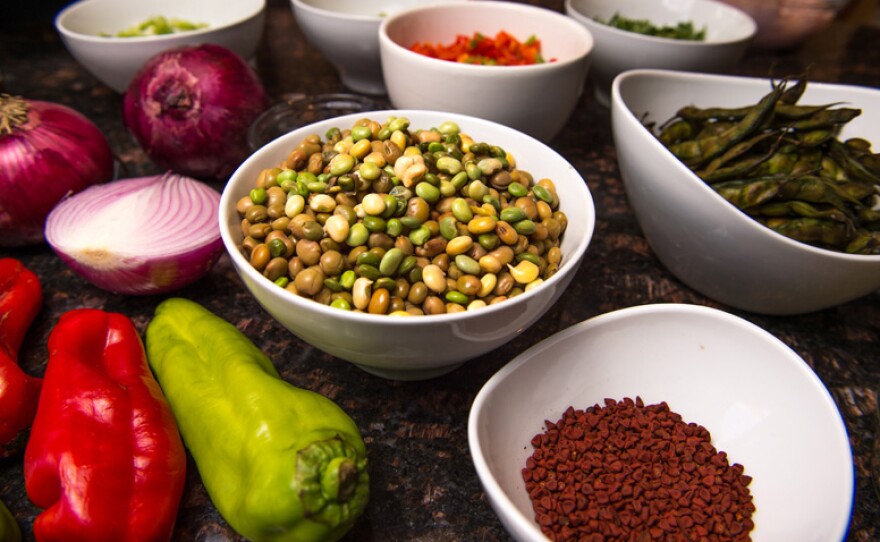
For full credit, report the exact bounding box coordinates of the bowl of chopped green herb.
[55,0,266,92]
[565,0,757,107]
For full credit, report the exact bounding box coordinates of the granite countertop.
[1,1,879,540]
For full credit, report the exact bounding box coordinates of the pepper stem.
[0,94,29,136]
[296,437,369,528]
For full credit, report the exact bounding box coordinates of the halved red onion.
[45,173,223,295]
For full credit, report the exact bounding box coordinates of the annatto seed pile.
[523,397,755,541]
[236,116,567,316]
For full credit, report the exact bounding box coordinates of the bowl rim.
[612,68,880,262]
[467,302,855,541]
[378,0,595,74]
[54,0,267,43]
[290,0,385,22]
[220,108,597,326]
[565,0,757,47]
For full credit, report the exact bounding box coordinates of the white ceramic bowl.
[611,69,880,315]
[55,0,266,93]
[291,0,465,95]
[469,303,853,541]
[565,0,756,107]
[220,110,596,380]
[378,1,594,143]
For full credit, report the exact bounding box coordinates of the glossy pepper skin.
[0,257,42,458]
[0,499,22,542]
[145,298,369,542]
[23,309,186,542]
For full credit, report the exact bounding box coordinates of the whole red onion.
[122,43,269,181]
[0,95,114,247]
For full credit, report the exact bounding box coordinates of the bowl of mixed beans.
[219,110,595,380]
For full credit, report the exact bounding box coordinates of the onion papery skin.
[122,43,269,181]
[45,173,224,295]
[0,96,114,247]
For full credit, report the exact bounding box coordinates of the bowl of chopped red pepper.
[468,303,854,541]
[378,1,594,142]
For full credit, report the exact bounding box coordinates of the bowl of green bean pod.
[219,110,596,380]
[611,69,880,315]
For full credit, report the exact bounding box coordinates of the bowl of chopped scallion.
[565,0,757,107]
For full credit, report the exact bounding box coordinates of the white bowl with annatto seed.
[469,303,853,541]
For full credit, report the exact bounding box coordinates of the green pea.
[454,254,481,275]
[358,162,381,181]
[250,187,267,205]
[375,277,397,291]
[268,238,287,258]
[296,171,318,185]
[388,117,409,132]
[438,121,460,136]
[363,215,387,233]
[398,255,418,276]
[326,127,341,140]
[452,198,473,223]
[277,169,296,182]
[466,161,482,181]
[330,297,352,310]
[356,263,381,281]
[445,290,470,305]
[356,250,382,267]
[483,195,501,214]
[346,223,369,246]
[323,277,344,292]
[307,180,329,193]
[329,153,356,176]
[415,181,441,203]
[386,218,403,237]
[478,232,499,250]
[439,179,456,197]
[377,127,392,140]
[274,276,289,288]
[517,252,542,266]
[532,184,553,204]
[340,269,357,289]
[409,225,432,246]
[436,156,463,175]
[469,143,489,155]
[352,125,373,141]
[500,207,527,223]
[440,216,459,240]
[451,171,469,190]
[466,180,489,201]
[337,175,356,192]
[382,195,399,219]
[400,215,423,229]
[514,219,537,235]
[507,182,528,198]
[379,247,405,276]
[427,142,445,153]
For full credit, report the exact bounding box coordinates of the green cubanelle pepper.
[0,499,21,542]
[145,298,369,542]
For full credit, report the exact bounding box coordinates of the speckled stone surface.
[1,1,879,541]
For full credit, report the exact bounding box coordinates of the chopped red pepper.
[24,309,186,542]
[0,257,43,458]
[410,30,553,65]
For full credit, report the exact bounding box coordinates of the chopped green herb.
[594,12,707,41]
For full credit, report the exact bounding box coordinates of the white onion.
[45,173,224,295]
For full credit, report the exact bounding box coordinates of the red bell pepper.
[24,309,186,542]
[0,257,43,458]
